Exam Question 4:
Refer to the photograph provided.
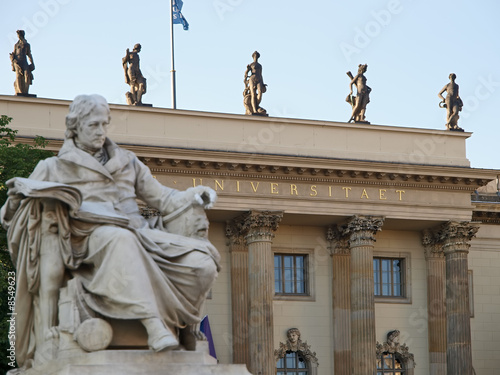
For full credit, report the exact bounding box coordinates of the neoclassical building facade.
[1,95,499,375]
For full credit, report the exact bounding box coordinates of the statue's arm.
[438,85,447,102]
[26,44,34,68]
[133,156,216,214]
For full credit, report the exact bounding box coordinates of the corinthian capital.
[233,210,283,245]
[326,225,350,255]
[344,215,384,247]
[421,229,445,259]
[436,221,478,254]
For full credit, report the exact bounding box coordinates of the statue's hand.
[183,186,217,209]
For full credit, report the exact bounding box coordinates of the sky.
[1,0,499,170]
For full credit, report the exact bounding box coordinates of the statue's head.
[133,43,142,52]
[252,51,260,60]
[387,330,400,344]
[16,30,25,38]
[358,64,368,74]
[65,94,111,142]
[287,328,301,344]
[449,73,456,81]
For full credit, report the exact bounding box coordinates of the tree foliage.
[0,115,53,372]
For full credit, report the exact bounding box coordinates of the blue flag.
[172,0,189,31]
[200,315,217,359]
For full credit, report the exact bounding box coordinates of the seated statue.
[0,94,220,373]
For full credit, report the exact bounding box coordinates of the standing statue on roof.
[438,73,464,131]
[10,30,35,96]
[346,64,371,124]
[122,44,147,106]
[243,51,268,116]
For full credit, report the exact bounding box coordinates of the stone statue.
[122,44,147,105]
[274,328,319,366]
[438,73,464,131]
[0,94,220,373]
[10,30,35,96]
[286,328,301,352]
[346,64,371,123]
[243,51,268,116]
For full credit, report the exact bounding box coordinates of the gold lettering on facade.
[271,183,279,194]
[250,181,260,193]
[215,180,224,191]
[310,185,318,197]
[236,181,240,192]
[329,186,332,197]
[379,189,387,200]
[192,178,203,187]
[342,187,352,198]
[290,184,298,195]
[360,189,369,199]
[396,190,405,201]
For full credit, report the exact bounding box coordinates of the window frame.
[273,248,315,302]
[276,351,309,375]
[373,252,412,304]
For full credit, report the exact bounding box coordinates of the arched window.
[277,351,308,375]
[377,352,405,374]
[376,330,415,375]
[275,328,318,375]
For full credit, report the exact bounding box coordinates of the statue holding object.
[346,64,371,124]
[0,95,221,374]
[10,30,35,97]
[438,73,464,131]
[122,44,148,106]
[243,51,268,116]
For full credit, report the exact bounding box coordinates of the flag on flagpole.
[172,0,189,30]
[200,315,217,359]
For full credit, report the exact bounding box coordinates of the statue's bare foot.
[141,318,179,352]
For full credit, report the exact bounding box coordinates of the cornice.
[14,136,497,190]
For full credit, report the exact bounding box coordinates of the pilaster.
[225,221,249,366]
[422,229,447,375]
[327,225,351,375]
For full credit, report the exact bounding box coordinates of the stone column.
[327,225,351,375]
[225,221,249,366]
[422,230,447,375]
[437,222,478,375]
[345,215,384,375]
[238,210,283,375]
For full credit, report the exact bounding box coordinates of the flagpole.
[170,0,177,109]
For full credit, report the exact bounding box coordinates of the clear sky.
[1,0,499,170]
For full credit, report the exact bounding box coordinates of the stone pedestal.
[345,216,384,375]
[328,226,351,375]
[16,341,251,374]
[236,211,283,375]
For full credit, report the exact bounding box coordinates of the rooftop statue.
[438,73,464,131]
[243,51,268,116]
[0,95,220,373]
[122,44,147,106]
[346,64,371,124]
[10,30,35,96]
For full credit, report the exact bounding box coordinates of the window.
[373,257,404,297]
[274,254,308,296]
[277,351,309,375]
[376,353,405,375]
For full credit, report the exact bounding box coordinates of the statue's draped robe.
[1,138,220,367]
